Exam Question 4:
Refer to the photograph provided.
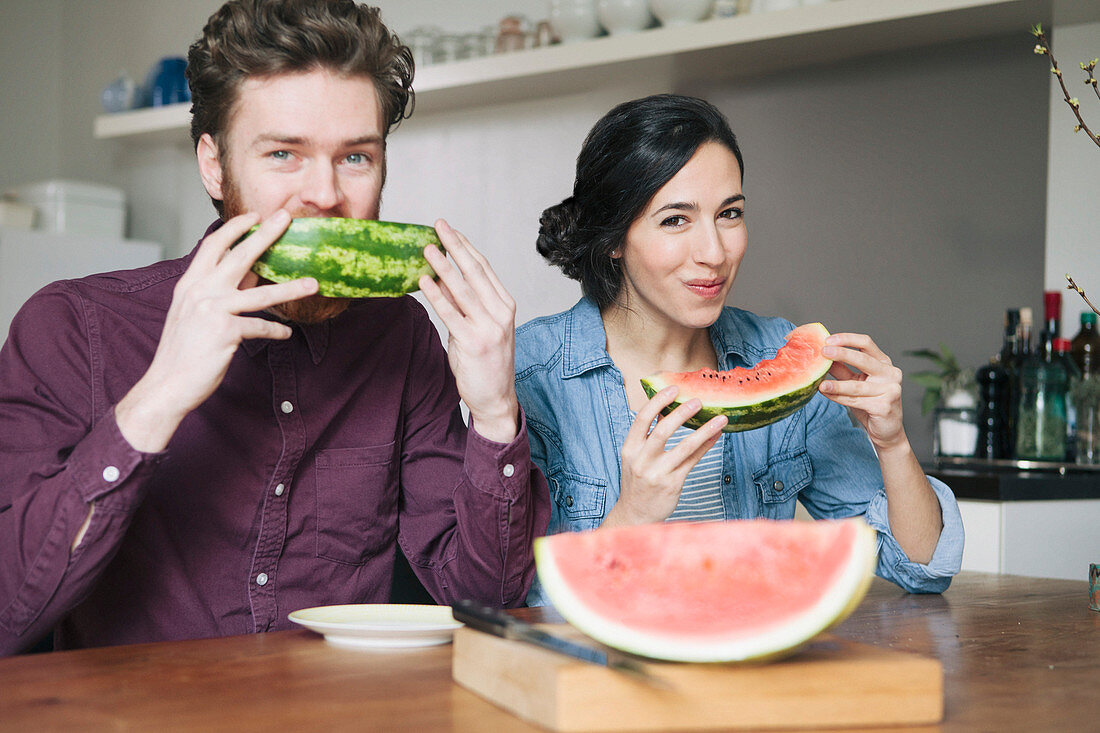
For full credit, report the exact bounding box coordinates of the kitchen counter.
[926,459,1100,501]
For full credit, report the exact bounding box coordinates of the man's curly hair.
[186,0,414,153]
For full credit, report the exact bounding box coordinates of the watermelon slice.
[641,322,833,432]
[250,217,444,298]
[534,518,877,663]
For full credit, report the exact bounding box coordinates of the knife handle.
[451,599,518,638]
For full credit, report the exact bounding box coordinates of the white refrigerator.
[0,228,164,341]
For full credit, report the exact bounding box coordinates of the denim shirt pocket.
[548,470,607,532]
[752,450,813,508]
[314,442,397,565]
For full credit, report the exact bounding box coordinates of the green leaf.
[909,371,946,389]
[921,390,939,416]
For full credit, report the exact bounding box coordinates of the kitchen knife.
[452,599,665,686]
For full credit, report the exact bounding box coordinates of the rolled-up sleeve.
[864,475,964,593]
[801,395,963,594]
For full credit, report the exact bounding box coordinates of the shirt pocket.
[752,450,813,506]
[548,470,607,532]
[314,443,397,565]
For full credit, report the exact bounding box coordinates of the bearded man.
[0,0,549,655]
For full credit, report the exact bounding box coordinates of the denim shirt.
[515,298,964,604]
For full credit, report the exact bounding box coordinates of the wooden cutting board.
[452,624,942,731]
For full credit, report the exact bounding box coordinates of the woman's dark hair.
[186,0,414,151]
[537,94,743,309]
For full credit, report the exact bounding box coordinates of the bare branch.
[1066,274,1100,316]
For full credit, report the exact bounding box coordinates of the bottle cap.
[1083,311,1098,326]
[1020,307,1033,325]
[1054,337,1072,353]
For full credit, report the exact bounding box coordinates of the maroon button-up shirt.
[0,229,549,655]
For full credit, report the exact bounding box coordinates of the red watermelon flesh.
[534,518,877,662]
[640,322,833,432]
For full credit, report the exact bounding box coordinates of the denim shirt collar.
[561,297,752,376]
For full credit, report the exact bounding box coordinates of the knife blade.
[452,599,666,687]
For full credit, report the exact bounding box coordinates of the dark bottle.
[1017,306,1034,363]
[999,308,1021,455]
[1038,290,1062,360]
[975,360,1012,459]
[1070,311,1100,376]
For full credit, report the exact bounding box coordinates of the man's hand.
[418,220,519,444]
[115,210,318,453]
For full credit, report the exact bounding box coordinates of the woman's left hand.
[818,332,907,451]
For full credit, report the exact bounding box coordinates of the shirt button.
[723,474,732,484]
[274,483,285,497]
[502,463,515,478]
[280,401,294,414]
[102,466,120,482]
[256,573,269,586]
[565,495,574,507]
[773,480,785,491]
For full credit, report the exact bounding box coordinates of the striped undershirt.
[663,424,726,522]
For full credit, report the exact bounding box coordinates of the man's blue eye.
[271,150,289,160]
[346,153,367,164]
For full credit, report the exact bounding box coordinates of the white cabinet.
[0,228,163,338]
[958,498,1100,581]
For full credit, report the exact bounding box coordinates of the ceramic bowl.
[597,0,654,35]
[548,0,602,42]
[650,0,713,26]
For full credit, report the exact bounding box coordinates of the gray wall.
[0,0,63,192]
[691,34,1050,451]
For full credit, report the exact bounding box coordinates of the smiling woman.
[514,93,965,607]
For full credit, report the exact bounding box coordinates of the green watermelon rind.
[639,323,833,433]
[250,218,443,298]
[534,519,878,663]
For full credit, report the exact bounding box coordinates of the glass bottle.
[1014,348,1069,461]
[975,359,1012,459]
[1054,338,1080,462]
[1070,311,1100,377]
[1073,372,1100,464]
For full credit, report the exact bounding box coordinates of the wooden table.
[1,572,1096,732]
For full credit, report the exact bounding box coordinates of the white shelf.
[94,0,1073,142]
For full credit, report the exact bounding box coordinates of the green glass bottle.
[1014,349,1068,461]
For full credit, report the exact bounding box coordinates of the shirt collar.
[197,219,330,365]
[562,296,753,376]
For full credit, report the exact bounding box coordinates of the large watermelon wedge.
[641,322,832,432]
[534,518,877,663]
[251,217,443,298]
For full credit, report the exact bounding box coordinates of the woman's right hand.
[602,386,727,527]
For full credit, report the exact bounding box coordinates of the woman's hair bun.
[536,196,583,275]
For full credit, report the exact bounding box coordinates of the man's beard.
[221,169,352,325]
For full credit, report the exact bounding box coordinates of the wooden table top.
[1,571,1096,732]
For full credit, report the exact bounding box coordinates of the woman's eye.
[661,215,687,228]
[720,207,743,220]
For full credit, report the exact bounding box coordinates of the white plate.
[288,604,463,649]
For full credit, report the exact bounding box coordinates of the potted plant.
[906,344,978,457]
